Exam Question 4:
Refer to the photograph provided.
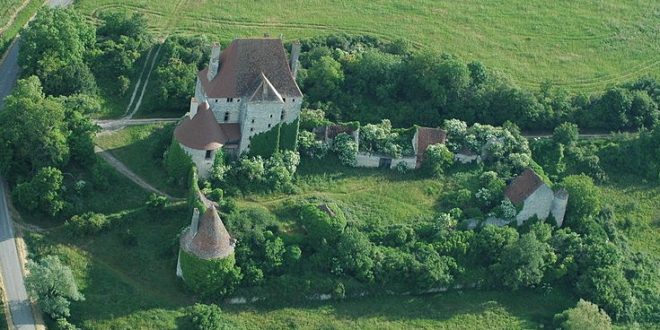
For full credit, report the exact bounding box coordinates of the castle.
[174,38,303,177]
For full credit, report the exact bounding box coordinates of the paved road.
[0,1,72,329]
[0,182,34,330]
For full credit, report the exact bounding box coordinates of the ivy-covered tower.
[177,201,239,294]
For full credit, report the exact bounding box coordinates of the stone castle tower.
[173,38,303,177]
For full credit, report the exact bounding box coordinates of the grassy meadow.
[94,123,187,197]
[73,0,660,92]
[0,0,43,56]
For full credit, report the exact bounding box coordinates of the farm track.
[0,0,31,36]
[85,3,659,91]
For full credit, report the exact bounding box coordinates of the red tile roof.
[415,127,447,156]
[198,38,302,98]
[174,103,240,150]
[180,205,235,260]
[505,169,544,204]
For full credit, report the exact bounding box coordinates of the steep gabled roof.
[505,168,545,204]
[198,38,302,98]
[249,72,284,103]
[181,205,235,260]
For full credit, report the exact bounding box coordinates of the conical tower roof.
[174,102,227,150]
[181,205,235,259]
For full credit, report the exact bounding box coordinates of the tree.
[472,225,519,265]
[560,175,601,224]
[336,227,375,281]
[493,232,555,289]
[553,122,579,146]
[154,57,198,112]
[13,167,65,216]
[554,299,612,330]
[423,144,454,176]
[304,56,344,101]
[65,212,109,237]
[0,76,69,177]
[26,256,84,319]
[19,8,95,76]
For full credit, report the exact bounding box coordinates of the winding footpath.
[0,1,72,329]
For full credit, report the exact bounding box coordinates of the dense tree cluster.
[26,256,84,319]
[298,34,659,132]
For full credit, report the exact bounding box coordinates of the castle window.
[226,98,229,102]
[280,110,285,120]
[268,123,271,128]
[205,150,212,160]
[283,97,286,102]
[270,114,273,118]
[293,98,295,102]
[224,112,229,121]
[251,118,255,124]
[215,99,218,103]
[250,127,254,132]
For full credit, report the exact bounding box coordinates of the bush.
[66,212,109,237]
[145,193,168,215]
[299,203,347,250]
[554,299,612,330]
[332,133,357,166]
[423,144,454,176]
[13,166,65,216]
[189,303,240,330]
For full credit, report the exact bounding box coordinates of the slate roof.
[415,127,447,156]
[249,72,284,103]
[505,168,544,204]
[180,205,235,260]
[174,102,241,150]
[198,38,302,98]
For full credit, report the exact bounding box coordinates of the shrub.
[554,299,612,330]
[299,203,347,249]
[423,144,454,176]
[298,130,328,159]
[13,166,65,216]
[189,303,240,330]
[332,133,357,166]
[66,212,109,237]
[145,193,168,214]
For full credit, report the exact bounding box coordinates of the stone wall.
[180,143,215,178]
[516,184,554,225]
[240,98,301,154]
[355,152,417,169]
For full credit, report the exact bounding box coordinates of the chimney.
[189,97,199,118]
[290,41,301,79]
[190,208,200,236]
[206,42,221,81]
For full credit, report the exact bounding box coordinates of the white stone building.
[174,38,303,177]
[505,169,569,226]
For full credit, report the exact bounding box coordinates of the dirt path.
[94,146,182,201]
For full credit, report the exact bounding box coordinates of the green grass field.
[599,174,660,256]
[94,123,187,197]
[0,0,43,56]
[73,0,659,92]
